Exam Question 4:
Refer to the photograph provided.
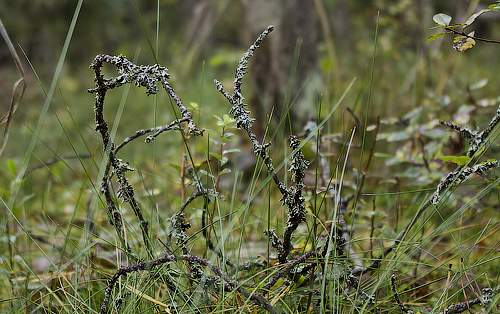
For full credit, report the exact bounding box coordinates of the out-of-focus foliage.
[2,0,500,170]
[2,1,500,313]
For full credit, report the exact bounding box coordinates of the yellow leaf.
[453,36,476,52]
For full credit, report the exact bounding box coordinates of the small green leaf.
[223,148,240,154]
[0,235,16,244]
[430,23,465,30]
[477,98,497,107]
[12,205,19,218]
[441,155,471,165]
[429,25,448,30]
[447,23,466,29]
[199,169,215,179]
[221,157,228,166]
[209,138,220,147]
[344,212,352,225]
[428,32,449,41]
[384,130,411,142]
[380,225,398,238]
[453,104,475,125]
[357,211,388,219]
[220,168,232,175]
[168,163,182,172]
[477,145,486,155]
[193,160,205,167]
[433,13,452,26]
[223,114,235,123]
[209,152,222,160]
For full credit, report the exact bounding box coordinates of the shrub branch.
[88,54,203,258]
[215,26,310,264]
[353,102,500,276]
[99,254,277,314]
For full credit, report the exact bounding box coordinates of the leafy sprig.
[429,2,500,51]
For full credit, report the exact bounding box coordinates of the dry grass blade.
[125,285,172,314]
[0,17,26,157]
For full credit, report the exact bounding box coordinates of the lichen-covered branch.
[432,160,498,205]
[213,26,286,196]
[279,136,309,262]
[260,249,316,295]
[166,212,205,279]
[390,274,414,314]
[99,254,176,314]
[440,104,500,157]
[113,117,188,153]
[214,26,310,264]
[263,229,283,253]
[88,54,203,257]
[439,121,477,143]
[99,253,277,314]
[436,287,497,314]
[354,104,500,276]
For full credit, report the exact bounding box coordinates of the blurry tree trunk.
[330,0,351,55]
[174,0,231,80]
[241,0,319,137]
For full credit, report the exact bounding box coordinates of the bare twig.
[444,26,500,45]
[24,154,92,178]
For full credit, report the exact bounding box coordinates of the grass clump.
[2,6,500,314]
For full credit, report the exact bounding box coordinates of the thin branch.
[100,254,277,314]
[260,249,316,295]
[444,26,500,44]
[390,274,413,314]
[24,154,92,178]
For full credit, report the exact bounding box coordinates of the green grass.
[1,2,500,314]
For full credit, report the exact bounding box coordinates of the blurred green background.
[2,0,500,159]
[2,0,500,235]
[2,0,500,216]
[1,1,500,310]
